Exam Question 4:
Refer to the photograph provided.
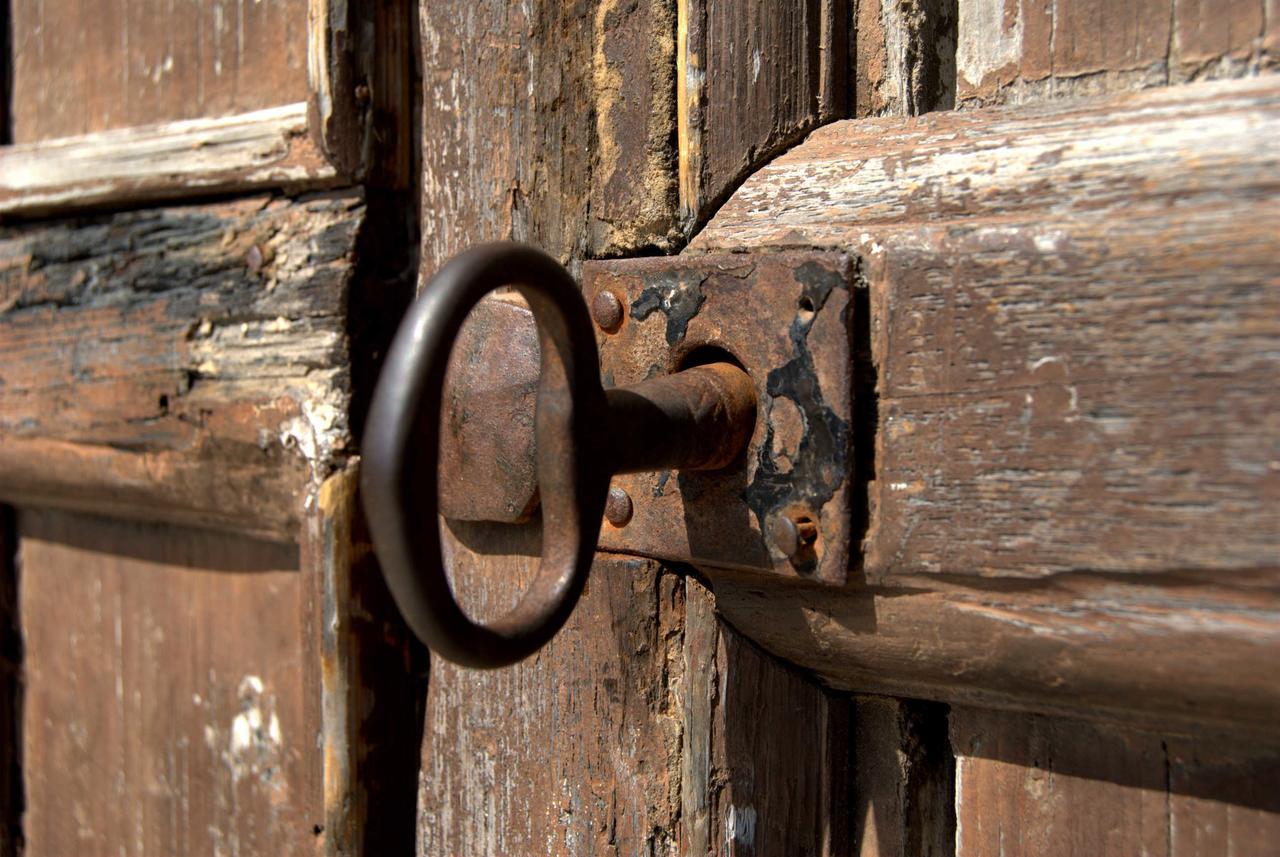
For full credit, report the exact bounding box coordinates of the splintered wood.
[0,193,365,539]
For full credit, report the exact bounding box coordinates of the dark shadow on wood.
[16,509,298,572]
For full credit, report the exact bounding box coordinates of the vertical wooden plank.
[0,507,18,857]
[417,555,685,855]
[852,0,957,117]
[419,0,678,268]
[9,0,310,141]
[850,697,954,857]
[682,578,850,857]
[955,0,1278,106]
[18,511,321,856]
[679,0,851,226]
[952,708,1280,856]
[304,467,426,856]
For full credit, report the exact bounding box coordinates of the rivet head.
[591,290,624,332]
[769,513,818,559]
[604,486,633,527]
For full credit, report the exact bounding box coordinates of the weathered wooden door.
[1,0,1278,855]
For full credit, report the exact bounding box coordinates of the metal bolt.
[769,513,818,559]
[604,486,633,527]
[591,290,624,332]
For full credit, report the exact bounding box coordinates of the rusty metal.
[588,252,857,584]
[604,486,633,527]
[590,290,624,332]
[362,242,757,668]
[438,296,540,523]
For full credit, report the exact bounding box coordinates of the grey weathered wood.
[0,192,363,539]
[679,76,1280,733]
[694,75,1280,582]
[0,105,340,218]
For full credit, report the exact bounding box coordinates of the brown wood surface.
[682,578,850,857]
[17,510,318,856]
[308,0,415,185]
[304,467,426,856]
[418,554,687,854]
[678,0,851,227]
[0,508,17,857]
[955,0,1279,107]
[693,76,1280,583]
[850,697,954,857]
[952,708,1280,856]
[419,0,679,268]
[0,192,365,539]
[9,0,309,142]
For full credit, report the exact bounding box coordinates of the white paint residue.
[752,47,762,84]
[225,674,284,785]
[956,0,1024,92]
[725,804,757,849]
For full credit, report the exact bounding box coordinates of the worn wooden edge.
[675,75,1280,735]
[0,104,340,219]
[0,437,305,543]
[307,0,413,186]
[705,568,1280,739]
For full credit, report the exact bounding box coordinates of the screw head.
[591,290,624,332]
[769,513,818,559]
[604,486,633,527]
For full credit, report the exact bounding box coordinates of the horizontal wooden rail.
[0,192,365,541]
[693,76,1280,733]
[0,104,340,218]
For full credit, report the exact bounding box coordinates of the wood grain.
[713,573,1280,735]
[0,104,339,218]
[308,0,415,185]
[10,0,309,142]
[678,0,851,228]
[304,467,426,856]
[952,707,1280,856]
[683,577,850,857]
[417,555,686,855]
[849,697,954,857]
[0,508,17,857]
[693,76,1280,582]
[419,0,678,268]
[955,0,1279,106]
[0,192,364,539]
[17,510,318,856]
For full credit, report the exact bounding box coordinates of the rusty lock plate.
[438,251,859,584]
[587,252,857,584]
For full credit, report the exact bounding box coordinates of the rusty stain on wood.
[694,77,1280,582]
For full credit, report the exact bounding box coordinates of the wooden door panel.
[18,510,317,856]
[952,708,1280,857]
[9,0,309,141]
